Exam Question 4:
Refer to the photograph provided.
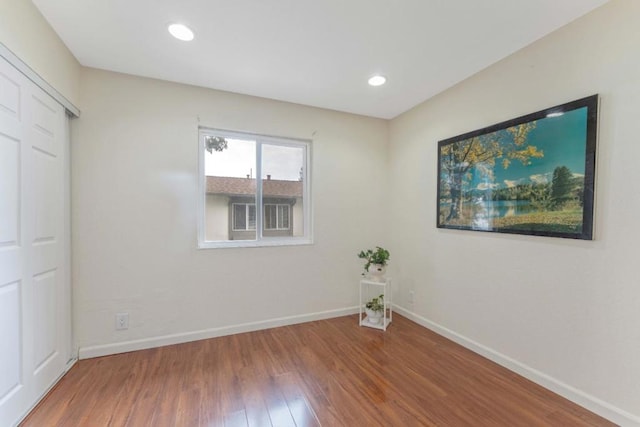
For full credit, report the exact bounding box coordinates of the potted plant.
[364,294,385,325]
[358,246,390,280]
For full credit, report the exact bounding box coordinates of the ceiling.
[33,0,609,119]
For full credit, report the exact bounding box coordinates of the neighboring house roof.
[206,176,302,198]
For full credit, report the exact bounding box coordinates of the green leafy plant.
[357,246,390,273]
[365,294,385,313]
[205,136,228,153]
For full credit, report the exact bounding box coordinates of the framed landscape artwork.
[437,95,598,240]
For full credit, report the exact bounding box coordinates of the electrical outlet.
[115,312,129,330]
[408,290,415,305]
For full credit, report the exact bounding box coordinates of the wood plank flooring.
[21,314,616,426]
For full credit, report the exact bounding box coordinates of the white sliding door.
[0,55,72,426]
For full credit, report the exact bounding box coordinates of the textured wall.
[0,0,80,106]
[72,67,389,353]
[388,0,640,423]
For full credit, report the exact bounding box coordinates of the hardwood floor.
[21,314,615,427]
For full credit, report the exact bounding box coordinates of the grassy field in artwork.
[440,207,584,234]
[491,210,583,233]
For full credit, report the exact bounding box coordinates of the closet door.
[0,56,71,426]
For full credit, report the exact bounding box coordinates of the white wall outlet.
[115,312,129,330]
[408,290,415,305]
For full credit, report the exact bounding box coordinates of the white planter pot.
[367,263,386,281]
[365,308,383,324]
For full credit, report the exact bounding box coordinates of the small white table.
[359,277,392,331]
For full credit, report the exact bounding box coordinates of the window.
[264,204,290,230]
[198,128,312,248]
[232,203,256,230]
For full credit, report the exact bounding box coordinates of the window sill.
[198,237,313,249]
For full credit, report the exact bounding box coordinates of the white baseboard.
[78,306,359,360]
[393,304,640,427]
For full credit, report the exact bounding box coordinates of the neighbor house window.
[198,128,312,248]
[264,204,290,230]
[232,203,256,231]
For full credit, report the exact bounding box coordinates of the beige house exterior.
[205,176,304,241]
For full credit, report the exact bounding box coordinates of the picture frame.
[437,95,598,240]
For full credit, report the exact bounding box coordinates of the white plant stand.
[359,277,392,331]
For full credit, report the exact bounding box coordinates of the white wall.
[0,0,81,106]
[205,195,230,241]
[388,0,640,424]
[72,67,389,354]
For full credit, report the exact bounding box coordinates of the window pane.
[199,128,310,248]
[233,204,246,230]
[261,144,304,237]
[248,204,256,230]
[264,204,276,230]
[280,205,290,229]
[204,136,256,241]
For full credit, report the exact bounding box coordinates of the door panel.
[33,270,57,372]
[32,150,58,241]
[0,134,20,245]
[0,68,21,135]
[0,281,22,403]
[31,93,58,156]
[0,55,70,427]
[29,79,66,395]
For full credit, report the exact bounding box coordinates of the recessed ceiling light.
[168,23,194,41]
[368,75,386,86]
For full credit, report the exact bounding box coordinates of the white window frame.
[264,203,290,230]
[198,127,313,248]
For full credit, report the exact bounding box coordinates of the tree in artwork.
[550,165,574,208]
[440,122,543,221]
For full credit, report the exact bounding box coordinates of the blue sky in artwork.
[470,107,588,190]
